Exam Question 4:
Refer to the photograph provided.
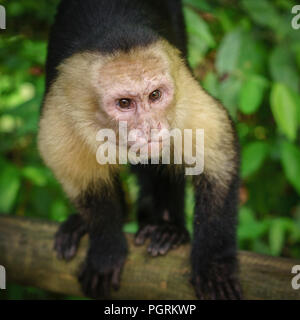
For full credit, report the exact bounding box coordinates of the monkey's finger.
[79,267,94,298]
[64,244,77,261]
[215,283,227,300]
[193,277,206,300]
[202,279,220,300]
[171,231,189,249]
[63,231,82,260]
[111,264,123,291]
[158,240,173,255]
[157,232,180,255]
[54,234,69,259]
[62,234,78,260]
[91,274,99,293]
[221,281,236,300]
[100,273,112,299]
[147,228,168,256]
[228,280,242,300]
[135,225,155,245]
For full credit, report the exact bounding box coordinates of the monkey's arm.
[191,168,241,300]
[175,63,241,299]
[191,107,241,300]
[76,180,128,299]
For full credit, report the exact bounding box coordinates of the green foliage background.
[0,0,300,299]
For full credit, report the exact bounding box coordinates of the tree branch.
[0,216,299,299]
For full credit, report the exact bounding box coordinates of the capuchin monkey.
[38,0,241,300]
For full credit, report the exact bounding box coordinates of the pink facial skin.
[96,61,175,148]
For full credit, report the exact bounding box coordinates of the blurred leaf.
[184,7,215,68]
[22,166,48,186]
[185,180,195,234]
[239,74,268,114]
[215,8,235,32]
[241,141,269,178]
[50,200,69,222]
[218,76,242,119]
[187,35,209,68]
[269,46,300,92]
[270,83,298,141]
[202,72,219,98]
[241,0,280,29]
[216,29,242,75]
[184,7,215,48]
[238,206,270,240]
[280,141,300,194]
[269,219,285,256]
[183,0,213,12]
[252,239,271,255]
[4,97,40,135]
[0,163,21,213]
[293,43,300,70]
[123,222,138,234]
[238,33,267,75]
[237,122,250,140]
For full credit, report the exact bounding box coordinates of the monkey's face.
[95,51,175,149]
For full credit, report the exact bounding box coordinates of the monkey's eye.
[118,98,132,109]
[149,89,161,102]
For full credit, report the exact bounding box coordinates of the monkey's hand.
[78,234,128,299]
[191,261,242,300]
[135,223,189,256]
[54,214,87,261]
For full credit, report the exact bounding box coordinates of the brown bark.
[0,215,299,299]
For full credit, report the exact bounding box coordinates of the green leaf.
[252,239,271,256]
[183,0,212,12]
[123,222,138,234]
[22,166,48,186]
[269,219,286,256]
[202,72,219,98]
[238,207,269,240]
[218,76,242,119]
[184,7,215,48]
[269,46,300,92]
[216,29,242,75]
[280,141,300,194]
[215,8,235,32]
[241,0,280,29]
[293,43,300,70]
[238,34,267,75]
[241,141,269,178]
[270,83,298,141]
[187,35,208,68]
[50,200,69,222]
[239,75,268,114]
[0,164,21,213]
[184,7,215,68]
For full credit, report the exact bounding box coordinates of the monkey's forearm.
[192,174,239,263]
[191,173,241,299]
[74,182,128,298]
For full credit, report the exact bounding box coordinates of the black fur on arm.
[191,139,242,300]
[74,177,128,299]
